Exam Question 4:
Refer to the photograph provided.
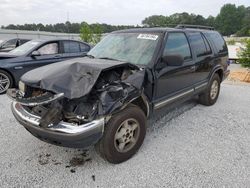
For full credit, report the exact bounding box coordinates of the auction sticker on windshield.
[137,34,158,40]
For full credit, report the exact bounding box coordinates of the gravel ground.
[0,81,250,188]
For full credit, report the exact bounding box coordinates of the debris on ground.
[92,175,96,182]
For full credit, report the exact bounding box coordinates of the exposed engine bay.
[9,60,145,127]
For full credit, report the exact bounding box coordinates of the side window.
[189,32,211,57]
[37,43,59,55]
[2,39,17,48]
[202,35,212,54]
[20,40,29,45]
[163,32,192,61]
[204,32,227,54]
[80,43,90,52]
[63,41,80,53]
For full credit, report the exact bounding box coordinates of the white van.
[228,42,245,63]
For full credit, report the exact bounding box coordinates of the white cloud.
[0,0,249,26]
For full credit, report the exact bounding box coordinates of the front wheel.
[199,73,221,106]
[96,105,146,164]
[0,70,13,94]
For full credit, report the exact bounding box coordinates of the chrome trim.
[154,89,194,110]
[8,91,64,107]
[195,82,208,90]
[12,102,105,134]
[13,102,40,126]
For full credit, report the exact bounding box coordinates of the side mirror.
[31,51,41,57]
[162,55,184,66]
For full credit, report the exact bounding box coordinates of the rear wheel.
[96,105,146,164]
[199,73,221,106]
[0,70,13,94]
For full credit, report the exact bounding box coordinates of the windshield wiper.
[98,57,120,61]
[85,54,95,58]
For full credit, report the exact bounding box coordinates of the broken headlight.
[19,81,26,93]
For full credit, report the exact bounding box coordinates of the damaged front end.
[8,58,146,148]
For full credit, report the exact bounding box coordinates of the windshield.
[9,41,40,56]
[88,33,160,65]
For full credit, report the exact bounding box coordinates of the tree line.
[1,21,139,34]
[1,4,250,36]
[142,4,250,36]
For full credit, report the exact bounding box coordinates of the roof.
[29,38,90,45]
[113,27,217,34]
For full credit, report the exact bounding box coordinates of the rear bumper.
[11,102,105,148]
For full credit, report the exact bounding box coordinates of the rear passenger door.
[62,41,89,60]
[154,32,197,109]
[188,32,213,85]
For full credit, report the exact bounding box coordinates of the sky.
[0,0,250,26]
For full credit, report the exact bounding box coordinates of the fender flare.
[208,65,224,82]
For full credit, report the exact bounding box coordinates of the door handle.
[14,66,23,70]
[190,66,196,71]
[54,55,62,58]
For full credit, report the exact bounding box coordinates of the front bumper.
[11,102,105,148]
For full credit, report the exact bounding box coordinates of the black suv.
[8,25,230,164]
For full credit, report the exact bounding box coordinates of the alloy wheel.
[0,73,10,93]
[114,118,140,153]
[210,80,219,100]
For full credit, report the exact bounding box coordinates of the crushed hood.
[21,57,142,99]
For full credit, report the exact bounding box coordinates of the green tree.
[80,23,93,43]
[215,4,245,35]
[206,16,215,27]
[237,7,250,36]
[142,13,209,28]
[142,15,168,27]
[239,39,250,68]
[92,24,103,44]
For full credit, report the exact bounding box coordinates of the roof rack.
[175,24,214,30]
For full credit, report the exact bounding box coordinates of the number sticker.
[137,34,159,40]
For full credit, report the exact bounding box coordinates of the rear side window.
[163,32,192,60]
[63,41,80,53]
[20,40,29,45]
[204,32,227,54]
[189,32,211,57]
[80,43,90,52]
[2,39,17,48]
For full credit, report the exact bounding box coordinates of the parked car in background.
[0,39,91,94]
[0,38,30,52]
[228,42,245,64]
[8,25,229,163]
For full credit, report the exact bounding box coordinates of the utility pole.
[67,11,70,39]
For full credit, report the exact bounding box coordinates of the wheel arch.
[131,94,150,118]
[209,66,224,83]
[215,69,223,82]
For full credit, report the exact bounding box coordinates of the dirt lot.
[0,75,250,187]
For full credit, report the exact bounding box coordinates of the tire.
[96,105,146,164]
[235,60,240,64]
[199,73,221,106]
[0,70,13,94]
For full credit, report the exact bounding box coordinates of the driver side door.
[23,41,64,73]
[153,32,197,110]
